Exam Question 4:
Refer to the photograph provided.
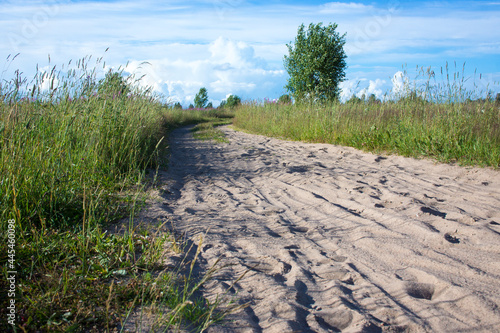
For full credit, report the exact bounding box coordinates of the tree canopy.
[194,87,209,108]
[226,95,241,109]
[218,95,241,109]
[284,22,347,102]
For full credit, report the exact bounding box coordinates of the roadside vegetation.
[233,22,499,169]
[234,65,500,168]
[0,55,236,332]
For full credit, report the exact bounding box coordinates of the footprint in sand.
[312,308,354,331]
[244,257,292,278]
[405,282,435,300]
[399,268,450,302]
[314,265,351,281]
[294,279,314,308]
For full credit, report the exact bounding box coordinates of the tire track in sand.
[153,125,500,332]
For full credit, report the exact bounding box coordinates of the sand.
[142,125,500,332]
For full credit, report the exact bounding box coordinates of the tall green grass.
[0,55,237,332]
[234,66,500,168]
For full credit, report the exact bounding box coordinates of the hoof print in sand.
[405,282,435,300]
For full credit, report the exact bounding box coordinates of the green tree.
[188,103,194,109]
[206,101,213,109]
[284,22,347,102]
[173,102,183,110]
[194,87,209,109]
[226,95,241,109]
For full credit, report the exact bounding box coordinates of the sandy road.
[146,125,500,332]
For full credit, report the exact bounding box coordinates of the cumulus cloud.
[320,2,373,14]
[127,37,286,106]
[391,71,407,96]
[339,80,359,101]
[356,79,386,99]
[340,78,387,101]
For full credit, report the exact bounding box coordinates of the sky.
[1,0,499,106]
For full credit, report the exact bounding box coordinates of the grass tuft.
[191,119,232,143]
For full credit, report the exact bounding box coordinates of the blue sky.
[1,0,499,106]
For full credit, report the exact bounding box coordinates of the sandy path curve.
[154,125,500,332]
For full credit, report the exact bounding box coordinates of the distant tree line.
[171,87,242,110]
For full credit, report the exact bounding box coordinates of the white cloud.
[209,37,266,69]
[356,78,386,99]
[339,80,358,101]
[320,2,373,14]
[340,78,388,101]
[127,37,286,106]
[391,71,407,96]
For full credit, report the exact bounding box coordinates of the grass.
[0,55,237,332]
[191,118,232,143]
[234,66,500,168]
